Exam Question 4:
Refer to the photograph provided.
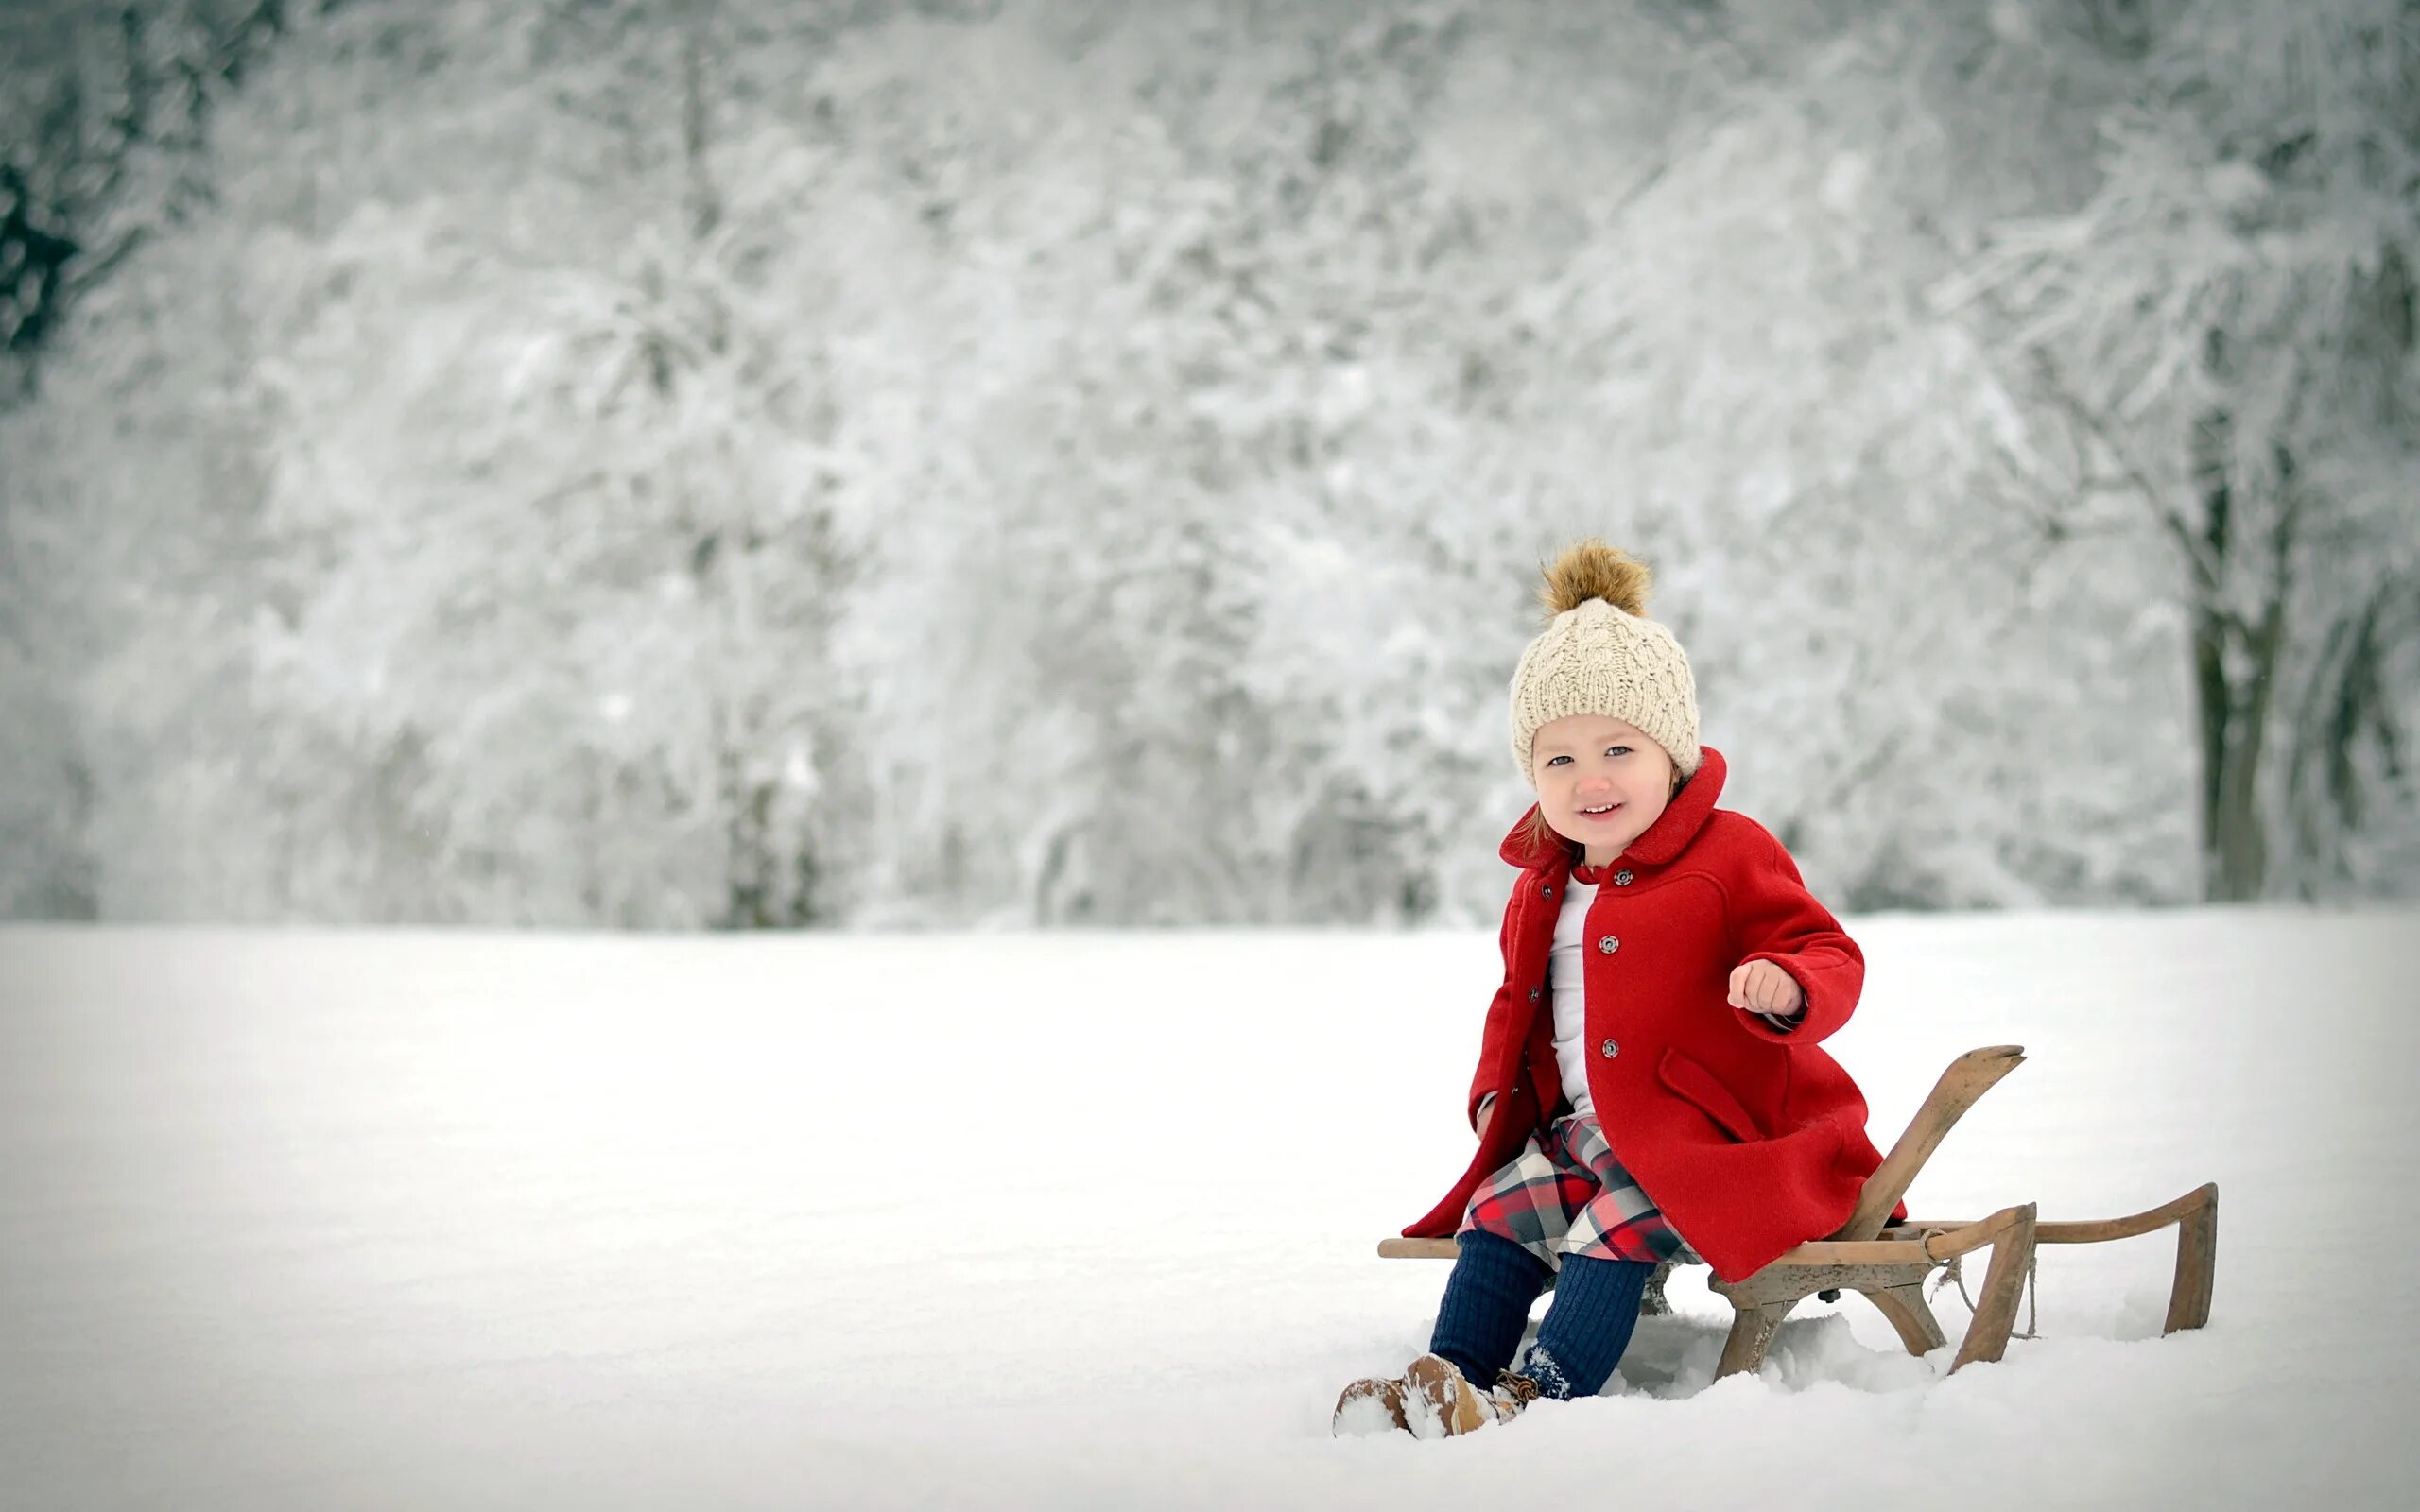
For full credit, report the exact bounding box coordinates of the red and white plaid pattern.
[1459,1113,1690,1269]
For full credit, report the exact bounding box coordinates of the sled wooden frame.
[1377,1046,2218,1378]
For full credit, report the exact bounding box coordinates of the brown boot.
[1400,1354,1540,1438]
[1332,1374,1410,1436]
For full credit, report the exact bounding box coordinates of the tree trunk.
[2187,413,2298,902]
[2192,610,2271,902]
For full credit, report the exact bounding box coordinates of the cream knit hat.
[1508,541,1701,780]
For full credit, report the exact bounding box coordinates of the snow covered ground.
[2,910,2412,1510]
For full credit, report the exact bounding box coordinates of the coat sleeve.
[1466,891,1526,1127]
[1728,828,1864,1045]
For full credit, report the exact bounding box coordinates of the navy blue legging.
[1428,1229,1653,1399]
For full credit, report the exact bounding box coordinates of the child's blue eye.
[1606,746,1631,757]
[1545,754,1568,766]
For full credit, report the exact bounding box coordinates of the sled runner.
[1377,1046,2219,1377]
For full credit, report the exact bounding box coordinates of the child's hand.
[1727,959,1805,1019]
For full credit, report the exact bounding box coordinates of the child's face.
[1530,713,1679,864]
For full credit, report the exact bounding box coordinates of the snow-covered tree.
[1945,0,2420,899]
[3,0,2411,924]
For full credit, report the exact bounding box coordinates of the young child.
[1335,540,1892,1438]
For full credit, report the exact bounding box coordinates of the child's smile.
[1530,713,1678,867]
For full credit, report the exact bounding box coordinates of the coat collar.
[1496,746,1729,872]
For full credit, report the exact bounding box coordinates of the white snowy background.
[1,0,2414,925]
[3,3,2417,1508]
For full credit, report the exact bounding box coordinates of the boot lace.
[1491,1370,1542,1413]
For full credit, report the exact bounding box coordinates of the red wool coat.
[1404,747,1896,1283]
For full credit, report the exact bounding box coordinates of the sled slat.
[1831,1045,2025,1243]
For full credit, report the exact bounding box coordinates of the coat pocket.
[1656,1047,1765,1143]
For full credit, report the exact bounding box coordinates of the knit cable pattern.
[1507,597,1701,779]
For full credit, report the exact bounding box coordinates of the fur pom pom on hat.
[1507,541,1701,779]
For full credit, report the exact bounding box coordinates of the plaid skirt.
[1459,1112,1689,1270]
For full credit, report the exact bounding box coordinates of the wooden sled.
[1377,1046,2218,1378]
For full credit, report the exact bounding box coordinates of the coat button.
[1599,1038,1619,1058]
[1598,936,1619,954]
[1528,986,1541,1003]
[1542,884,1554,898]
[1614,869,1634,886]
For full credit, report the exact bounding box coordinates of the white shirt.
[1547,879,1602,1118]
